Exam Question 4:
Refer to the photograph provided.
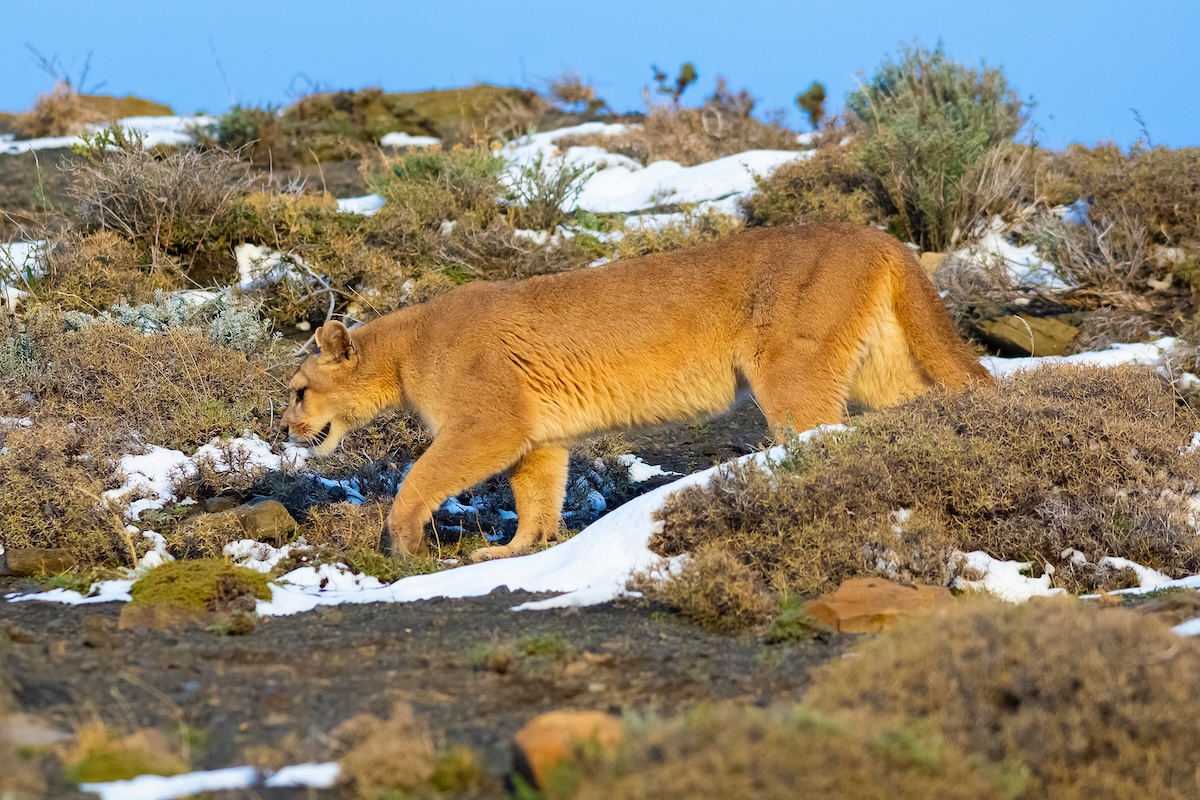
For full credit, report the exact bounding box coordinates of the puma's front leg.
[380,429,530,558]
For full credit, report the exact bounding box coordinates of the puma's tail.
[888,245,995,389]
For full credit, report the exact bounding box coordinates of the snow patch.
[0,115,214,156]
[952,551,1066,603]
[617,454,678,483]
[78,761,340,800]
[380,131,441,148]
[336,194,386,215]
[951,216,1069,290]
[981,338,1174,377]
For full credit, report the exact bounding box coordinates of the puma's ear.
[314,320,357,365]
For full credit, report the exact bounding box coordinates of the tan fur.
[281,223,993,561]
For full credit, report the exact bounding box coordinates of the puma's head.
[282,321,382,456]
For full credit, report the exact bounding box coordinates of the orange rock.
[803,577,953,633]
[511,710,622,789]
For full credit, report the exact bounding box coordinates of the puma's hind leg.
[743,341,854,443]
[471,445,569,562]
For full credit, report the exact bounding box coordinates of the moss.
[64,746,187,784]
[130,559,271,612]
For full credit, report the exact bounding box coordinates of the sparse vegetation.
[551,704,1023,800]
[651,365,1200,600]
[807,597,1200,800]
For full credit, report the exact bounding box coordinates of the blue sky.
[2,0,1197,149]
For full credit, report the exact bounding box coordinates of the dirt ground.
[0,587,846,799]
[0,398,822,798]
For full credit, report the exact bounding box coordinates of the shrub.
[335,703,438,797]
[64,126,256,276]
[652,365,1200,596]
[507,154,594,231]
[1,306,287,451]
[631,542,777,633]
[0,421,132,566]
[37,229,181,312]
[741,145,884,227]
[807,597,1200,799]
[554,704,1022,800]
[847,43,1026,250]
[1053,143,1200,248]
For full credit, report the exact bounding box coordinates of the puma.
[281,223,992,561]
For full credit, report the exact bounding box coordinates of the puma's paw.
[469,544,531,563]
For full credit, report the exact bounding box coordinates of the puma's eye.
[295,387,307,403]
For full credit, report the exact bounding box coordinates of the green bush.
[847,43,1026,250]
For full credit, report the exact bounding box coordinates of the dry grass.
[334,702,437,797]
[37,229,181,312]
[652,365,1200,597]
[553,703,1023,800]
[2,309,288,451]
[741,144,884,228]
[611,208,743,260]
[557,84,801,167]
[65,127,257,277]
[808,597,1200,800]
[1053,143,1200,249]
[630,543,776,634]
[0,421,134,566]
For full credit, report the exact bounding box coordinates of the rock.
[803,577,953,633]
[975,313,1079,357]
[919,251,945,278]
[511,710,622,789]
[204,496,238,513]
[0,548,76,577]
[213,498,298,540]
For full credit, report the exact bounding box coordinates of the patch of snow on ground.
[235,243,309,290]
[0,239,46,311]
[380,131,441,148]
[980,338,1175,377]
[1098,556,1173,589]
[225,539,303,573]
[263,762,341,788]
[336,194,386,215]
[617,454,678,482]
[573,149,811,214]
[951,217,1070,290]
[103,435,304,521]
[952,551,1066,603]
[0,115,214,155]
[79,761,340,800]
[6,577,134,606]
